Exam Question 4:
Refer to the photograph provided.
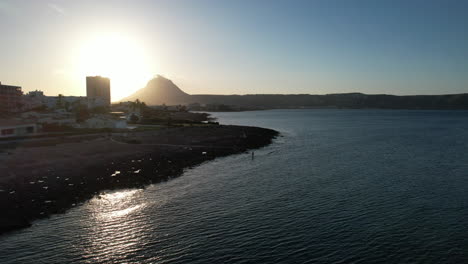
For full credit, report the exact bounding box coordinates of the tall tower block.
[86,76,110,107]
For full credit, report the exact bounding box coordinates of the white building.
[22,90,45,111]
[20,111,77,127]
[21,90,87,111]
[0,119,38,138]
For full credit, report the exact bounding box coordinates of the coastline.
[0,125,278,235]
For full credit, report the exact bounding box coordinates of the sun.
[77,33,154,102]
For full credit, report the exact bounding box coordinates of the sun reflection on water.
[100,189,139,205]
[81,189,150,262]
[101,204,143,219]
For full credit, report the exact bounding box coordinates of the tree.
[129,99,147,112]
[56,94,64,109]
[64,101,71,112]
[75,104,90,122]
[129,113,139,123]
[177,105,187,112]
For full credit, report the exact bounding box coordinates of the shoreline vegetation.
[0,125,278,235]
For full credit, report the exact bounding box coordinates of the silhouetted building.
[22,90,46,111]
[86,76,110,107]
[0,82,23,113]
[27,90,44,97]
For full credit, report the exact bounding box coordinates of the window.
[1,129,15,135]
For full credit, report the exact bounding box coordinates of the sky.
[0,0,467,101]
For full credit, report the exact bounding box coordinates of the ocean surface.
[1,109,468,263]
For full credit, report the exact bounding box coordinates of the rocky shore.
[0,125,278,235]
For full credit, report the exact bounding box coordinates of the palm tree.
[56,94,64,109]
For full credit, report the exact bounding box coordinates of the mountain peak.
[155,74,170,81]
[146,75,172,86]
[123,76,189,105]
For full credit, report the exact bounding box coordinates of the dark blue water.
[1,109,468,263]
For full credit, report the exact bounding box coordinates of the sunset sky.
[1,0,467,101]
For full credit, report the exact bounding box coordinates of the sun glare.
[77,33,154,102]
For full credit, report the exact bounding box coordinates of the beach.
[0,125,278,234]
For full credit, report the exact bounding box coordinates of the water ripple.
[2,110,468,263]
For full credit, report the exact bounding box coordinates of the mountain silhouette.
[123,75,190,105]
[122,76,468,110]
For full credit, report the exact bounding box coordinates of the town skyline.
[1,0,468,101]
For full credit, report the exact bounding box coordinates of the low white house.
[0,119,38,138]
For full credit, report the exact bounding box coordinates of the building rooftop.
[0,82,21,88]
[87,76,110,79]
[0,119,37,127]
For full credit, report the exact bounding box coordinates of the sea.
[1,109,468,263]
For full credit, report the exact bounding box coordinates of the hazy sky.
[1,0,467,101]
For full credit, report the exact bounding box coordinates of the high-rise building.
[0,82,23,113]
[86,76,110,107]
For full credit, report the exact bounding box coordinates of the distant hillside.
[122,76,468,110]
